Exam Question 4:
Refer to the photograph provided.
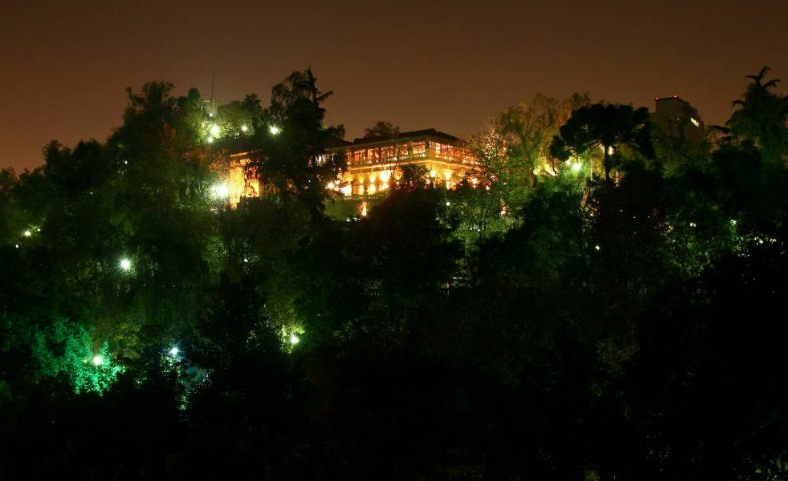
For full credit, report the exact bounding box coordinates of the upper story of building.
[650,96,704,143]
[328,128,479,197]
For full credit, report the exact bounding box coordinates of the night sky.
[2,0,787,171]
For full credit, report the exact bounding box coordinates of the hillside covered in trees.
[1,68,788,481]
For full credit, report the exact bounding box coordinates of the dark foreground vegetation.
[2,68,788,480]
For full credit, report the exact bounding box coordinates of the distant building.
[216,128,479,211]
[650,96,704,144]
[327,128,478,198]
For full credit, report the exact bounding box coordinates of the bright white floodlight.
[119,258,132,271]
[268,125,281,136]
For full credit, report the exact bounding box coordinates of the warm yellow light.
[361,202,368,217]
[444,171,452,181]
[241,124,249,132]
[429,170,437,178]
[381,182,389,190]
[369,173,377,182]
[211,183,230,199]
[327,181,335,190]
[368,185,377,195]
[341,185,352,196]
[359,185,365,195]
[471,178,478,185]
[209,124,221,136]
[380,172,390,182]
[269,125,281,135]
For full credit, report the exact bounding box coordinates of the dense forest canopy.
[1,67,788,480]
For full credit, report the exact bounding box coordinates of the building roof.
[349,128,461,146]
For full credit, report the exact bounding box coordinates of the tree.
[725,66,788,165]
[363,120,400,138]
[249,69,346,217]
[551,103,655,180]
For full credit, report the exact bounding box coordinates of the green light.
[571,162,582,172]
[268,125,281,136]
[92,355,104,366]
[209,124,221,136]
[289,335,300,345]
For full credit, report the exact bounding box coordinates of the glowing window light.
[290,334,300,345]
[380,172,391,182]
[209,124,221,136]
[268,125,281,135]
[341,185,352,196]
[444,171,452,181]
[359,185,365,195]
[119,258,132,271]
[368,185,377,195]
[369,173,377,182]
[92,355,104,366]
[241,124,249,132]
[381,182,389,190]
[23,230,31,237]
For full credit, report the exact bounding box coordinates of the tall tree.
[725,66,788,165]
[550,103,654,180]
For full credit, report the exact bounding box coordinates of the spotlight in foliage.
[92,355,104,366]
[290,334,300,345]
[268,125,281,136]
[209,124,221,136]
[119,258,132,271]
[210,183,230,199]
[169,346,179,357]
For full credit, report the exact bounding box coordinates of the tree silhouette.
[550,103,654,180]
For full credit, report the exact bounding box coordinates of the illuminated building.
[218,128,479,210]
[328,128,478,197]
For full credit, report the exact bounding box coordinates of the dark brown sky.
[2,0,787,171]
